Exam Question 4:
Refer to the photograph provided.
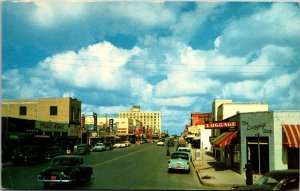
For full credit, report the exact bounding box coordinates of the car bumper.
[37,178,73,183]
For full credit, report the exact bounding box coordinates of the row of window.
[19,106,58,115]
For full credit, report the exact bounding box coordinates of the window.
[50,106,58,115]
[19,106,27,115]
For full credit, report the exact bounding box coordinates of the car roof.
[265,169,299,180]
[178,147,190,149]
[53,155,82,160]
[172,151,189,155]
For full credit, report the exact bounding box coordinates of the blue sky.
[2,1,300,135]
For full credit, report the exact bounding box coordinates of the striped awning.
[214,131,238,148]
[282,124,300,148]
[211,132,227,145]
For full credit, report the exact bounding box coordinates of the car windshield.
[171,153,188,160]
[254,175,279,189]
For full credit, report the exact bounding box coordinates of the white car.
[177,147,192,161]
[157,141,165,146]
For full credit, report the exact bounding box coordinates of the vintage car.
[157,140,165,146]
[177,147,192,161]
[168,152,190,173]
[232,169,299,190]
[92,143,106,152]
[45,145,65,160]
[37,155,93,187]
[76,144,90,155]
[12,146,45,165]
[123,141,131,147]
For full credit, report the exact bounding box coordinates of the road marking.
[92,145,154,168]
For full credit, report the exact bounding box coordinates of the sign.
[205,122,237,129]
[109,119,114,130]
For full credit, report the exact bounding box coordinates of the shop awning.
[211,132,228,145]
[214,131,238,148]
[282,124,300,148]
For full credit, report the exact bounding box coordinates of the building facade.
[119,106,161,136]
[2,97,82,162]
[210,111,300,176]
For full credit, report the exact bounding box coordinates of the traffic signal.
[109,119,114,131]
[93,112,97,131]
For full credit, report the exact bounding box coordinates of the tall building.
[119,106,162,135]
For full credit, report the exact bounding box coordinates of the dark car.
[232,169,299,190]
[12,146,45,165]
[104,142,113,150]
[75,144,90,155]
[45,146,65,160]
[37,155,93,188]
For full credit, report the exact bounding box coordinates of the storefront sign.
[205,122,237,129]
[36,121,68,132]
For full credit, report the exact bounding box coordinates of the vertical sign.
[81,114,85,131]
[93,112,97,131]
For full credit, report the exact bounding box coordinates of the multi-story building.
[119,106,162,136]
[2,97,81,161]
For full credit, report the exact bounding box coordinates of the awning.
[282,124,300,148]
[214,131,238,148]
[211,132,228,145]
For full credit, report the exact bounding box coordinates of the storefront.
[231,111,299,174]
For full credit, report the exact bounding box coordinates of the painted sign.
[205,122,237,129]
[36,121,68,132]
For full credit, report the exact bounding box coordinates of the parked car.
[92,143,106,152]
[168,152,190,173]
[157,140,165,146]
[123,141,131,147]
[37,155,93,188]
[177,147,192,161]
[45,146,65,160]
[104,142,113,150]
[12,146,45,165]
[76,144,90,155]
[114,142,126,148]
[232,169,299,190]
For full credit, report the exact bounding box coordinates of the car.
[232,169,299,190]
[92,143,106,152]
[177,147,192,161]
[45,146,65,160]
[123,141,131,147]
[37,155,93,188]
[75,144,90,155]
[104,142,113,150]
[12,146,45,165]
[157,140,165,146]
[168,152,190,173]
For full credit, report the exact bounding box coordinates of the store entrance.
[246,137,269,174]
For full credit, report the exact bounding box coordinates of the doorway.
[246,137,269,174]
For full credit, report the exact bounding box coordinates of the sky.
[2,1,300,135]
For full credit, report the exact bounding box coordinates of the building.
[211,99,269,138]
[209,110,300,176]
[191,112,211,126]
[119,106,161,137]
[2,97,82,161]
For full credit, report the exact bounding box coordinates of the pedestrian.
[166,146,170,159]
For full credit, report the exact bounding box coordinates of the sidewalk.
[191,149,246,189]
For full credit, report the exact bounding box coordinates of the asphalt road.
[2,143,214,190]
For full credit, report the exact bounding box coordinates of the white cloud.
[40,41,141,91]
[154,96,196,107]
[31,1,87,28]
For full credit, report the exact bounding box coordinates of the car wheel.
[168,169,172,173]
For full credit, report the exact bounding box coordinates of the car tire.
[86,174,91,182]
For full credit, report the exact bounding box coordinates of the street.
[2,143,214,190]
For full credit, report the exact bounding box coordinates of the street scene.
[2,1,300,191]
[2,142,218,190]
